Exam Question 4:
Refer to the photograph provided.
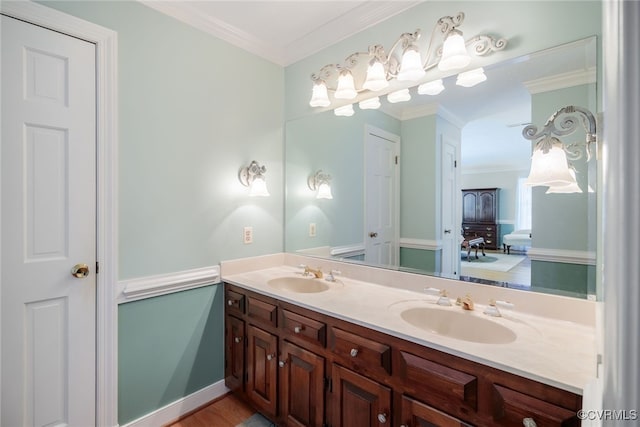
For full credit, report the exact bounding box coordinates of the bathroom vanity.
[222,255,595,427]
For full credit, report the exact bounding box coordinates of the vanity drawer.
[330,327,391,377]
[225,289,245,315]
[247,296,277,327]
[397,351,478,414]
[281,309,326,347]
[492,384,579,426]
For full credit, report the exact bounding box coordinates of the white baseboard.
[122,380,229,427]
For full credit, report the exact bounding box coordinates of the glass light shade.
[359,97,381,110]
[546,169,583,194]
[309,81,330,107]
[248,175,270,197]
[438,30,471,71]
[397,47,425,81]
[456,67,487,87]
[418,79,445,95]
[387,88,411,103]
[334,71,357,99]
[525,143,574,187]
[334,104,354,117]
[316,182,333,199]
[363,61,389,91]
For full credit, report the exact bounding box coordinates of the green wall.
[40,1,285,424]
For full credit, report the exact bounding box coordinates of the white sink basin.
[400,307,517,344]
[267,276,330,293]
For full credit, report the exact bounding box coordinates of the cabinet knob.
[278,360,287,368]
[266,353,275,361]
[522,418,537,427]
[227,299,234,306]
[350,348,359,357]
[294,326,303,334]
[377,413,387,424]
[233,336,242,344]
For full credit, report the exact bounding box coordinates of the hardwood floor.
[166,393,255,427]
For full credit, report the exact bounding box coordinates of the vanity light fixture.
[238,160,270,197]
[455,67,487,87]
[308,12,507,112]
[308,170,333,199]
[523,105,597,193]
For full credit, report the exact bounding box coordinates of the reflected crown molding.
[382,102,465,127]
[524,67,597,94]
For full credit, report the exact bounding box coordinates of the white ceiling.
[141,1,421,66]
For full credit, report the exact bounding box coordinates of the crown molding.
[140,1,421,66]
[523,67,597,94]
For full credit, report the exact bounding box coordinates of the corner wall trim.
[121,380,229,427]
[119,265,220,303]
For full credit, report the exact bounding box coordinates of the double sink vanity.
[221,253,596,427]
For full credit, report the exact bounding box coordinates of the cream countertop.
[221,253,597,395]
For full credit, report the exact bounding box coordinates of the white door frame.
[0,2,119,426]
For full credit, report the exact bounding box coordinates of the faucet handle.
[326,269,341,282]
[424,287,451,306]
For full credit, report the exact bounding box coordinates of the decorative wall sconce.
[523,105,597,194]
[308,170,333,199]
[309,12,507,115]
[238,160,270,197]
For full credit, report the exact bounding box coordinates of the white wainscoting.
[399,238,442,251]
[527,248,596,265]
[121,380,229,427]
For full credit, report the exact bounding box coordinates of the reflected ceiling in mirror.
[285,37,597,299]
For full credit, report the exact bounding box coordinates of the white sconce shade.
[387,88,411,103]
[308,170,333,199]
[316,182,333,199]
[309,81,330,107]
[546,168,583,194]
[397,46,425,81]
[525,143,574,187]
[334,104,354,117]
[438,29,471,71]
[359,97,381,110]
[248,175,270,197]
[334,71,357,99]
[418,79,445,95]
[456,67,487,87]
[363,60,389,91]
[238,160,270,197]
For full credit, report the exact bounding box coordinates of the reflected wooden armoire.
[461,188,500,250]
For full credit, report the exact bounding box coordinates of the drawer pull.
[350,348,359,357]
[278,360,287,368]
[233,336,242,344]
[294,326,303,334]
[377,413,387,424]
[227,299,234,306]
[523,418,537,427]
[266,353,275,361]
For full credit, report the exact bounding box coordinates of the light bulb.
[359,97,381,110]
[387,88,411,103]
[456,67,487,88]
[334,104,354,116]
[418,79,445,95]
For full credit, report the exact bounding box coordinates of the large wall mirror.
[285,36,597,299]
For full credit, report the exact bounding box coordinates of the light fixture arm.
[522,106,598,161]
[238,160,267,187]
[308,170,332,190]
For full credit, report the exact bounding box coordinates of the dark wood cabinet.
[462,188,500,249]
[224,283,581,427]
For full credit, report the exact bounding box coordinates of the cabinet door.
[224,315,245,392]
[247,324,278,417]
[462,191,477,223]
[399,395,473,427]
[332,364,391,427]
[477,190,496,223]
[280,341,325,427]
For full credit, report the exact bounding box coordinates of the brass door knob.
[71,263,90,278]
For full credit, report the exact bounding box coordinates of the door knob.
[369,232,378,238]
[444,229,452,234]
[71,263,90,278]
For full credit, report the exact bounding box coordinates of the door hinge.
[454,160,457,167]
[324,376,332,392]
[395,155,399,165]
[95,261,100,274]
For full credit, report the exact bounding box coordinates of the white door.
[441,136,460,277]
[364,126,399,266]
[1,15,97,426]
